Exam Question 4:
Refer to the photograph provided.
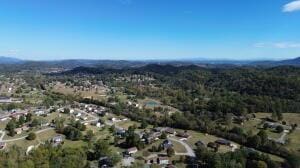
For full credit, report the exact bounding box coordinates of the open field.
[286,130,300,152]
[6,129,57,149]
[256,113,300,125]
[52,83,107,100]
[184,130,237,153]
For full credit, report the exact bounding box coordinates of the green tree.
[276,125,284,133]
[94,140,111,159]
[256,161,267,168]
[85,130,94,142]
[63,126,82,141]
[166,147,175,157]
[26,132,36,140]
[54,117,65,133]
[6,119,16,136]
[18,115,26,126]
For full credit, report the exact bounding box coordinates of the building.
[158,157,169,165]
[14,128,22,134]
[215,139,231,146]
[126,147,138,155]
[176,131,190,139]
[116,128,126,138]
[35,110,46,116]
[22,125,30,131]
[165,128,176,135]
[146,132,161,144]
[144,154,170,165]
[52,135,64,144]
[0,96,11,103]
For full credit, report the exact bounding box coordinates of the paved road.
[168,137,195,157]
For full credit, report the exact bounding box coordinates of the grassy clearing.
[63,140,87,148]
[5,129,57,149]
[0,120,8,130]
[237,119,262,134]
[52,83,107,101]
[286,130,300,152]
[6,139,38,150]
[256,113,300,125]
[170,140,187,153]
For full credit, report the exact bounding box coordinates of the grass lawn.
[256,113,300,125]
[52,83,107,101]
[6,139,39,150]
[266,130,281,139]
[237,119,263,134]
[116,120,140,129]
[63,140,87,148]
[5,129,57,149]
[185,130,239,153]
[36,129,57,142]
[286,130,300,152]
[170,140,187,153]
[0,120,8,130]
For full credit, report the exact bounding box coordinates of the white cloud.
[254,42,300,48]
[283,0,300,12]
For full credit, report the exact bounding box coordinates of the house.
[176,131,190,139]
[52,135,64,144]
[144,155,170,165]
[110,117,120,122]
[165,128,176,135]
[158,157,169,165]
[0,96,11,103]
[145,154,158,164]
[14,128,22,134]
[0,142,6,149]
[35,110,45,116]
[126,147,138,155]
[22,125,30,131]
[215,139,231,146]
[161,139,173,149]
[264,121,292,131]
[146,132,162,144]
[116,128,126,138]
[153,127,167,133]
[195,140,205,147]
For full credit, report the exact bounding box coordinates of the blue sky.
[0,0,299,60]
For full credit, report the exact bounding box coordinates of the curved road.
[168,137,195,157]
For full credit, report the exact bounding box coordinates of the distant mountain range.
[1,56,300,68]
[252,57,300,66]
[0,56,24,64]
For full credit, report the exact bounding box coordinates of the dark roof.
[195,140,205,146]
[215,139,231,145]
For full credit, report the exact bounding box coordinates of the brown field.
[52,83,108,100]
